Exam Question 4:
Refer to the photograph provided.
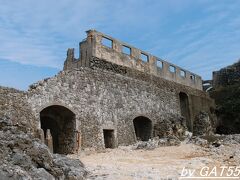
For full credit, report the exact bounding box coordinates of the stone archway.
[133,116,152,141]
[179,92,191,132]
[40,105,76,154]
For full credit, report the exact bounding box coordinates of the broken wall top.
[64,29,203,90]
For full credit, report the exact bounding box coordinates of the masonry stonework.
[28,59,215,151]
[64,30,202,90]
[1,30,216,153]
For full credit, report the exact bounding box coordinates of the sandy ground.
[69,142,240,180]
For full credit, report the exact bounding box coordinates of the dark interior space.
[40,105,76,154]
[133,116,152,141]
[179,92,192,132]
[103,129,115,148]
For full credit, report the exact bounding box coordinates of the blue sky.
[0,0,240,90]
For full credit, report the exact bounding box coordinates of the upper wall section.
[63,29,203,90]
[212,60,240,88]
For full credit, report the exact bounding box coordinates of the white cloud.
[146,1,240,79]
[0,0,239,81]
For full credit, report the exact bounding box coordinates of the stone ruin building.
[26,30,216,154]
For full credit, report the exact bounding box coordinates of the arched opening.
[133,116,152,141]
[40,105,76,154]
[179,92,192,132]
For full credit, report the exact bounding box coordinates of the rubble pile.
[193,111,213,136]
[154,114,186,139]
[0,86,87,180]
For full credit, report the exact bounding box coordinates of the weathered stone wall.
[0,86,36,133]
[64,30,203,90]
[211,85,240,134]
[213,60,240,88]
[209,60,240,134]
[28,57,215,150]
[0,86,87,179]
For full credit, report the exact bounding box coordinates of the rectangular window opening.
[122,45,131,55]
[180,70,186,77]
[156,59,163,68]
[190,74,196,81]
[101,37,113,48]
[169,65,176,73]
[103,129,115,148]
[141,53,149,63]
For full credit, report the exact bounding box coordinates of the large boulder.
[154,113,186,139]
[193,111,213,136]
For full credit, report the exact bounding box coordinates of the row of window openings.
[157,60,195,81]
[102,37,148,62]
[102,37,195,81]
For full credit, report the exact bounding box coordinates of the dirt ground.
[69,142,240,180]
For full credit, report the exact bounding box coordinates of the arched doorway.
[133,116,152,141]
[179,92,191,132]
[40,105,76,154]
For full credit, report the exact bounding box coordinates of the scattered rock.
[189,136,208,147]
[135,139,158,150]
[185,131,193,139]
[212,140,222,147]
[154,114,186,139]
[0,87,87,180]
[134,136,181,150]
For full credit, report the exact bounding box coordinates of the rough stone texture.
[193,111,213,136]
[0,86,36,134]
[211,84,240,134]
[213,60,240,88]
[52,154,87,180]
[153,113,186,139]
[134,136,181,150]
[0,86,87,179]
[28,56,216,151]
[210,60,240,134]
[188,134,240,148]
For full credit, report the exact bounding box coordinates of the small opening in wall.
[122,45,131,55]
[169,65,176,73]
[103,129,115,148]
[133,116,152,141]
[156,59,163,68]
[101,37,113,48]
[141,53,149,63]
[180,70,186,77]
[190,74,195,81]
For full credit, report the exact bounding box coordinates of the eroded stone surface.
[193,111,213,136]
[210,60,240,134]
[27,62,216,151]
[0,87,87,180]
